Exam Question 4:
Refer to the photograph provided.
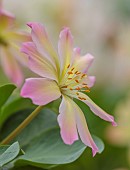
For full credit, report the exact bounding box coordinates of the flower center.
[60,64,90,100]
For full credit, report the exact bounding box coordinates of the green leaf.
[0,109,104,169]
[0,142,20,167]
[15,128,86,169]
[0,97,34,127]
[0,84,16,109]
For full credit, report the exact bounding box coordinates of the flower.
[0,3,30,86]
[21,22,117,156]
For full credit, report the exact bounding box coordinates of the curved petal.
[27,22,59,69]
[21,78,61,105]
[21,42,58,81]
[73,100,99,156]
[74,92,117,126]
[0,47,23,86]
[0,9,14,31]
[58,95,98,156]
[74,53,94,73]
[58,95,78,145]
[58,27,73,73]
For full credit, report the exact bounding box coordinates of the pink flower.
[21,22,117,156]
[0,4,30,86]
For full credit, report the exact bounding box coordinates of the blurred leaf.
[0,84,16,109]
[0,97,34,128]
[0,142,20,167]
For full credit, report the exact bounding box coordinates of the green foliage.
[0,83,104,170]
[0,108,104,169]
[0,142,21,167]
[0,84,16,109]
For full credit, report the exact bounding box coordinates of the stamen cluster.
[60,64,90,100]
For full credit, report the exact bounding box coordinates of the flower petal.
[0,47,23,86]
[58,95,98,156]
[21,42,58,81]
[21,78,61,105]
[58,27,73,73]
[27,22,59,69]
[81,76,96,88]
[73,100,99,156]
[75,92,117,126]
[58,95,78,145]
[0,9,14,31]
[74,53,94,73]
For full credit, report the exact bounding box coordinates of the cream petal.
[58,27,73,74]
[21,42,58,81]
[27,22,59,70]
[58,95,78,145]
[21,78,61,105]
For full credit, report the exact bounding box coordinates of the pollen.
[67,64,70,68]
[68,71,73,75]
[75,79,79,83]
[76,87,80,90]
[71,67,75,71]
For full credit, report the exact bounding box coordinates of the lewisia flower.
[21,22,117,156]
[0,4,30,86]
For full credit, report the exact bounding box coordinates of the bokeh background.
[1,0,130,169]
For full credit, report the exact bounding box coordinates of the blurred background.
[1,0,130,169]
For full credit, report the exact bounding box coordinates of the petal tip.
[92,146,99,157]
[112,121,117,127]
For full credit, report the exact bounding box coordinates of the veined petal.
[21,78,61,105]
[27,22,59,69]
[58,95,78,145]
[58,27,73,73]
[0,9,14,31]
[73,53,94,73]
[73,99,99,156]
[0,47,23,86]
[75,92,117,126]
[21,42,58,81]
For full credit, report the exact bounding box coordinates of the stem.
[0,105,44,145]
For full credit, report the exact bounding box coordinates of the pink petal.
[58,95,78,145]
[73,47,81,59]
[74,53,94,73]
[0,9,15,30]
[21,78,61,105]
[81,76,96,88]
[0,47,23,86]
[21,42,57,80]
[27,22,58,69]
[76,92,117,126]
[74,101,99,156]
[58,95,98,156]
[58,27,73,73]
